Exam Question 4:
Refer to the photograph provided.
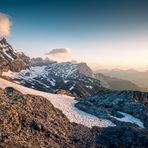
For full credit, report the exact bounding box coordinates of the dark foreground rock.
[75,90,148,129]
[0,87,94,147]
[92,125,148,148]
[0,88,148,147]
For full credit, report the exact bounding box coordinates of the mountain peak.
[0,37,7,45]
[77,62,94,78]
[0,38,29,74]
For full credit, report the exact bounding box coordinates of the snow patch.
[0,78,115,128]
[3,48,14,60]
[86,85,93,89]
[2,66,47,82]
[113,111,144,128]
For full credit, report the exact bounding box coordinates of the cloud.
[0,13,12,37]
[45,48,71,58]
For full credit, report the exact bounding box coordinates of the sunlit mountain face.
[0,1,148,148]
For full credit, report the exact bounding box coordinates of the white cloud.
[45,48,71,58]
[0,12,12,37]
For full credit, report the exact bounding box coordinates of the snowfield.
[113,111,144,128]
[0,78,115,128]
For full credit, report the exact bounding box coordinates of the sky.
[0,0,148,70]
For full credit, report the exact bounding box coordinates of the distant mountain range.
[0,38,141,97]
[96,69,148,91]
[95,73,140,91]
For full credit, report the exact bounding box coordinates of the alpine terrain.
[0,38,148,147]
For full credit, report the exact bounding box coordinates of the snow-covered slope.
[0,37,16,61]
[2,63,106,97]
[112,111,144,128]
[0,77,115,128]
[45,62,95,79]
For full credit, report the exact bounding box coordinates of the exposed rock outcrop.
[0,38,29,74]
[0,87,94,147]
[56,89,74,97]
[75,90,148,129]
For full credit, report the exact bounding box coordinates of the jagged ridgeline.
[0,38,104,97]
[0,38,30,74]
[0,38,140,98]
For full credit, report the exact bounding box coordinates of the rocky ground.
[75,90,148,129]
[0,87,94,147]
[0,87,148,147]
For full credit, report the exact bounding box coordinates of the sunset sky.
[0,0,148,70]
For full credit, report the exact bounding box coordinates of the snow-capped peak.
[0,38,29,73]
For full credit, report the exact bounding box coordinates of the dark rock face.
[10,62,105,98]
[15,52,30,66]
[75,90,148,129]
[4,87,15,93]
[10,59,29,72]
[0,87,148,147]
[0,38,29,74]
[92,126,148,148]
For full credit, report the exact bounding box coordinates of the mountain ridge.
[95,73,140,91]
[97,68,148,91]
[0,37,29,74]
[0,38,141,97]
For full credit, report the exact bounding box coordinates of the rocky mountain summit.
[4,62,104,98]
[0,38,29,74]
[0,87,148,147]
[5,62,140,97]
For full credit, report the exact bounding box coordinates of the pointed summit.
[0,38,29,74]
[0,37,7,46]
